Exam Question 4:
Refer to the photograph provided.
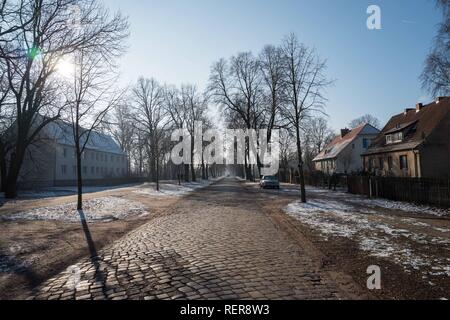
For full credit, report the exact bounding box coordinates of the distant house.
[362,97,450,178]
[18,120,128,189]
[313,123,380,175]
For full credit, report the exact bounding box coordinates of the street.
[1,177,448,300]
[25,178,349,300]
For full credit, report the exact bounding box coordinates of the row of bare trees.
[208,33,334,202]
[103,78,217,192]
[1,2,335,206]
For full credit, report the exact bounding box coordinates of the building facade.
[362,97,450,178]
[18,120,129,189]
[313,124,380,175]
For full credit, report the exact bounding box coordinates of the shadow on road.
[77,210,107,295]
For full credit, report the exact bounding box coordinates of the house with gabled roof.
[362,97,450,178]
[313,123,380,175]
[18,119,129,188]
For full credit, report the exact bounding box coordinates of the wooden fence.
[347,176,450,208]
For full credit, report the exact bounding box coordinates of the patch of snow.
[134,180,214,197]
[285,198,450,278]
[299,186,450,217]
[0,196,149,222]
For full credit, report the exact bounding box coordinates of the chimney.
[436,97,445,104]
[416,103,423,113]
[341,128,350,138]
[404,108,414,115]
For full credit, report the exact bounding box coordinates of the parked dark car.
[260,176,280,189]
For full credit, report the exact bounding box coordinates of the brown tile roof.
[313,123,376,161]
[362,97,450,155]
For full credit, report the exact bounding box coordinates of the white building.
[18,120,128,188]
[313,123,380,175]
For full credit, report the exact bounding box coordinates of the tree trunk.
[191,164,196,182]
[77,150,83,211]
[295,126,307,203]
[201,157,206,180]
[0,149,7,193]
[184,164,190,182]
[5,146,25,199]
[155,153,160,191]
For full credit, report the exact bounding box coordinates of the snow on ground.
[0,196,149,222]
[134,180,215,197]
[285,196,450,278]
[298,186,449,217]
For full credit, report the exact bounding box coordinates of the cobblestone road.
[27,179,346,300]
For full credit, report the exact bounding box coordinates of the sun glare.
[56,57,75,78]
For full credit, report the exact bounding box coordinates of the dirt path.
[24,178,356,300]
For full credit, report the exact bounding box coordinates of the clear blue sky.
[102,0,442,131]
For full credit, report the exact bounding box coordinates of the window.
[73,166,77,174]
[363,139,370,149]
[400,155,408,170]
[96,167,99,174]
[388,156,393,170]
[91,167,95,174]
[386,132,403,144]
[61,165,67,175]
[63,148,67,158]
[111,155,114,162]
[369,158,376,171]
[96,153,99,161]
[379,158,384,170]
[83,166,87,174]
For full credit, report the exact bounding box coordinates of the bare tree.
[259,44,284,143]
[307,117,335,156]
[105,103,135,175]
[421,1,449,96]
[131,77,167,190]
[0,61,14,191]
[163,85,186,183]
[181,84,207,182]
[0,0,129,198]
[208,52,263,180]
[0,0,36,38]
[64,47,126,210]
[280,33,332,203]
[348,114,381,130]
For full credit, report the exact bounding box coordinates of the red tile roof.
[363,97,450,155]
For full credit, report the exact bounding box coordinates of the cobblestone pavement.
[27,178,347,300]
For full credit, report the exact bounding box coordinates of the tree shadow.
[77,210,107,296]
[0,252,41,288]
